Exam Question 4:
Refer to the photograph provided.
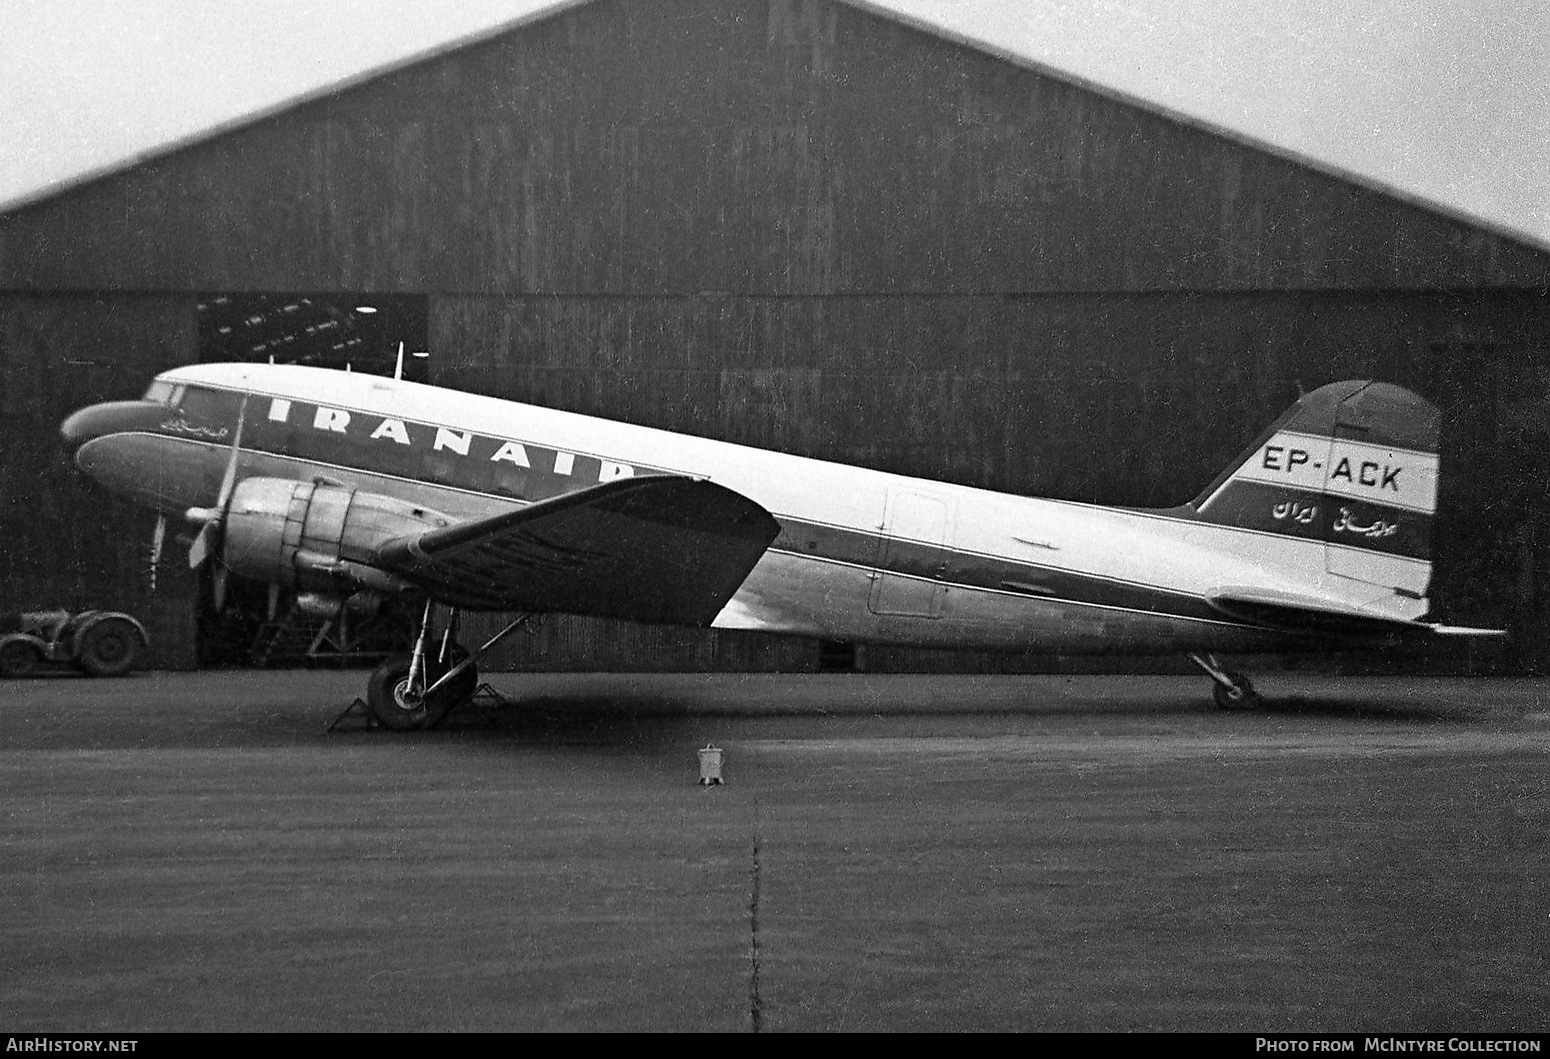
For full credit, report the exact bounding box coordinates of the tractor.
[0,609,149,678]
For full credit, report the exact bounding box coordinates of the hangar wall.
[0,295,199,668]
[2,0,1547,672]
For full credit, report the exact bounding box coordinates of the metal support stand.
[327,697,377,732]
[428,682,518,730]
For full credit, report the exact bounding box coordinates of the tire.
[0,637,42,678]
[74,616,142,677]
[1212,671,1262,711]
[366,648,478,732]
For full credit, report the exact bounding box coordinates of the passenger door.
[868,490,952,618]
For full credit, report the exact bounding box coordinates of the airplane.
[58,361,1503,728]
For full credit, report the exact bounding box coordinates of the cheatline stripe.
[1189,480,1431,561]
[771,516,1234,617]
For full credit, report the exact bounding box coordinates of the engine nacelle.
[220,477,452,595]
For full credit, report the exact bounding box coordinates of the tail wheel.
[1212,671,1262,711]
[366,648,477,732]
[0,638,42,678]
[74,617,143,677]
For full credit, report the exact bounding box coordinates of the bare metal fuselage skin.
[61,363,1424,656]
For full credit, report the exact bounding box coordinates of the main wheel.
[1212,670,1262,710]
[74,617,142,677]
[0,638,42,678]
[366,648,478,732]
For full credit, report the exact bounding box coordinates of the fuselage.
[60,363,1403,655]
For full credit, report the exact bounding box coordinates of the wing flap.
[375,475,779,622]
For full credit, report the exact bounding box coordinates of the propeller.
[185,397,248,610]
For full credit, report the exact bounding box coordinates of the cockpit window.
[142,380,177,405]
[175,386,245,424]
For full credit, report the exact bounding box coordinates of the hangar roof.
[2,0,1546,292]
[2,0,1543,259]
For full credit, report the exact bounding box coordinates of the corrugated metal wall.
[2,0,1547,671]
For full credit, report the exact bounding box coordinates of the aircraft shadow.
[428,691,723,750]
[1255,693,1484,724]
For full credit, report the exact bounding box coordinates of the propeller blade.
[188,521,218,570]
[149,514,166,591]
[187,396,248,571]
[214,397,249,513]
[212,566,229,612]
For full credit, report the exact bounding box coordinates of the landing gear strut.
[367,601,473,731]
[364,602,539,731]
[1187,652,1263,711]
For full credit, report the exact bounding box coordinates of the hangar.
[2,0,1547,673]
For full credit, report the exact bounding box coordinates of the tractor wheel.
[74,616,143,677]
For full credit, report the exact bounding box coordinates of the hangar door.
[195,291,427,666]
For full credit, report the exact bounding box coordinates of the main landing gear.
[364,602,538,731]
[1187,652,1263,711]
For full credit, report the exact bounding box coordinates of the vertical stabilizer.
[1189,381,1439,599]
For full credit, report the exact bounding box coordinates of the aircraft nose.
[60,406,102,453]
[60,400,164,454]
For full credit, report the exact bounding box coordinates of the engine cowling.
[219,477,452,595]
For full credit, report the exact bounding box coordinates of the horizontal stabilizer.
[1207,586,1443,640]
[1416,624,1508,638]
[375,475,779,621]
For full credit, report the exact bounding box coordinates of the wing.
[374,475,779,622]
[1206,586,1506,641]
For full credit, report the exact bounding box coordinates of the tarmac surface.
[2,669,1547,1032]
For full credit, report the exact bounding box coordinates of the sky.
[2,0,1548,246]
